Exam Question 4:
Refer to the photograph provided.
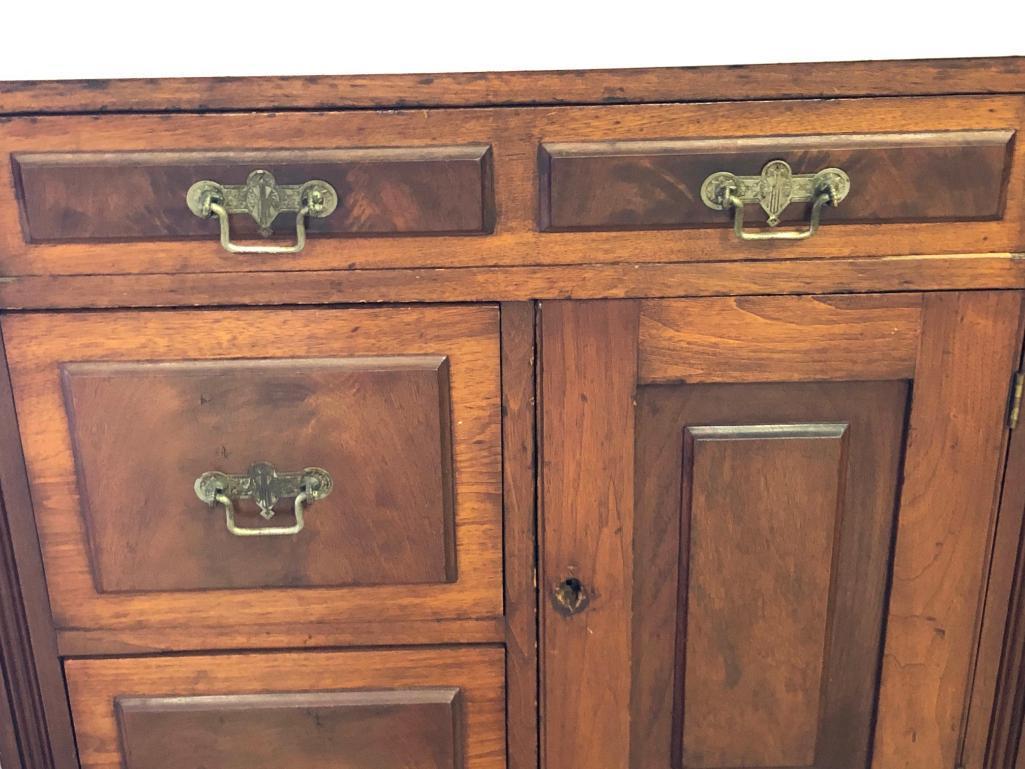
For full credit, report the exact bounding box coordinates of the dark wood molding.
[0,326,78,769]
[0,57,1023,115]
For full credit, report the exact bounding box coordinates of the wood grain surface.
[638,294,922,384]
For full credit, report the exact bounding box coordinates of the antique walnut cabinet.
[2,57,1025,769]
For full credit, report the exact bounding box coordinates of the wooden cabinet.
[1,58,1025,769]
[540,295,1024,769]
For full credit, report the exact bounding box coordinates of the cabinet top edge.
[1,56,1024,117]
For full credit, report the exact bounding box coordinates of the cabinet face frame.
[539,293,1025,769]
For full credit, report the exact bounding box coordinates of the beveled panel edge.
[13,145,493,166]
[684,423,850,441]
[541,129,1017,157]
[116,687,462,716]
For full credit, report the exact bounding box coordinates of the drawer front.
[2,306,502,645]
[1,96,1022,278]
[540,130,1015,231]
[14,147,494,242]
[64,646,505,769]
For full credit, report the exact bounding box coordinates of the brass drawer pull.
[194,462,333,537]
[186,170,338,254]
[701,160,850,241]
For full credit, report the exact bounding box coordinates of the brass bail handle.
[186,170,338,254]
[194,461,333,537]
[700,160,851,241]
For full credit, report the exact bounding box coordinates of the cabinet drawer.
[14,147,494,242]
[540,130,1015,232]
[2,306,502,648]
[64,646,505,769]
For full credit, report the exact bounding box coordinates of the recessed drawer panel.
[540,130,1016,231]
[2,306,502,648]
[14,147,494,242]
[65,646,505,769]
[61,356,456,593]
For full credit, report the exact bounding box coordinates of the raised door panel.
[633,383,907,769]
[2,306,502,650]
[64,647,505,769]
[541,293,1023,769]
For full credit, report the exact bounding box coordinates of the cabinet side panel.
[874,291,1023,769]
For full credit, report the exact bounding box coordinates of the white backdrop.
[0,0,1023,81]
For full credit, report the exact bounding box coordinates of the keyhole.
[552,577,589,616]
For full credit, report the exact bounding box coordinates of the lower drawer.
[64,646,506,769]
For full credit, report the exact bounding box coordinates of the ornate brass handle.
[194,462,333,537]
[186,170,338,254]
[701,160,850,241]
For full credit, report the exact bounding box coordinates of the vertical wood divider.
[501,301,540,769]
[539,300,640,769]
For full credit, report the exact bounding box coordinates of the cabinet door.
[540,293,1023,769]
